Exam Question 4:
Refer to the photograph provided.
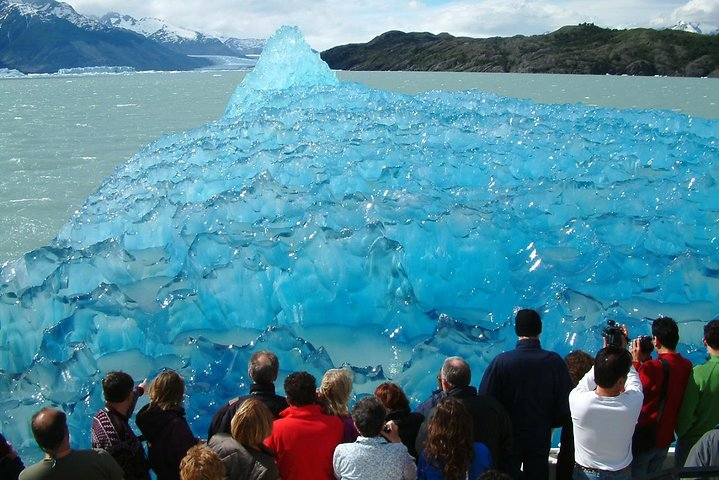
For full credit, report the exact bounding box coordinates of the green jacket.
[676,355,719,446]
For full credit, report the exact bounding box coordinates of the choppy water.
[1,70,717,263]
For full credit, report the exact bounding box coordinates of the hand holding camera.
[380,420,401,443]
[602,320,629,349]
[602,320,655,362]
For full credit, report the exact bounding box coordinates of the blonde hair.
[180,445,225,480]
[230,398,274,448]
[319,368,353,416]
[149,370,185,411]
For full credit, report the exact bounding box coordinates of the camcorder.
[602,320,627,347]
[601,320,654,354]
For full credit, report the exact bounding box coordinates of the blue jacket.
[479,338,573,451]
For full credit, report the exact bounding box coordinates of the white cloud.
[672,0,719,28]
[65,0,713,51]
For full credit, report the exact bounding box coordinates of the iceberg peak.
[224,25,338,118]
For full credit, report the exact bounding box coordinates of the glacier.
[1,25,719,461]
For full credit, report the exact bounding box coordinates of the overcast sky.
[66,0,719,51]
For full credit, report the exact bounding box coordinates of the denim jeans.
[572,464,632,480]
[632,447,669,477]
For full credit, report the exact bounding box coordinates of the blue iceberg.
[1,25,718,460]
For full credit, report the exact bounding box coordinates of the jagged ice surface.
[1,25,719,460]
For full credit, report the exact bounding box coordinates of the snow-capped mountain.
[670,20,703,34]
[0,0,210,73]
[99,12,265,57]
[222,36,265,56]
[101,12,198,40]
[7,0,100,29]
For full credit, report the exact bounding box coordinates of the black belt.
[575,463,631,474]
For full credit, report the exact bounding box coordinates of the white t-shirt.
[569,365,643,471]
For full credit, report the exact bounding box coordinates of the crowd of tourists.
[2,311,718,480]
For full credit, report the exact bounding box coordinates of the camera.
[637,335,654,355]
[601,320,627,347]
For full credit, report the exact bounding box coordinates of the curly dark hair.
[424,397,474,480]
[284,371,317,407]
[351,396,387,437]
[564,350,594,386]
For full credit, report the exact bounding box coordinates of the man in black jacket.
[415,356,513,473]
[207,349,288,439]
[479,309,574,480]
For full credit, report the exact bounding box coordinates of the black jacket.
[208,383,288,440]
[136,405,198,480]
[386,407,424,460]
[415,386,513,473]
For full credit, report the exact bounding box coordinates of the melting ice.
[1,26,719,459]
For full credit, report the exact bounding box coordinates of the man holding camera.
[569,323,643,480]
[630,317,692,477]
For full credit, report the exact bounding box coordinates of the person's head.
[374,382,410,411]
[230,398,274,448]
[30,407,68,456]
[284,371,317,407]
[351,396,387,437]
[652,317,680,351]
[441,356,471,391]
[425,397,474,480]
[102,371,135,403]
[248,350,279,385]
[515,308,542,337]
[149,370,185,410]
[564,350,594,386]
[704,320,719,351]
[179,445,225,480]
[593,346,632,389]
[319,368,354,416]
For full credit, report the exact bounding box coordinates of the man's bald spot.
[441,356,471,389]
[31,407,67,452]
[248,350,279,384]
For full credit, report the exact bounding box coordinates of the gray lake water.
[1,70,717,263]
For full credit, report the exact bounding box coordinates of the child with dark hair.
[92,371,151,480]
[418,397,491,480]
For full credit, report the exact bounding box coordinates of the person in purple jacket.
[136,371,199,480]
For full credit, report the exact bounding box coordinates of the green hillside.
[321,24,719,77]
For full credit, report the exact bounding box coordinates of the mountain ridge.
[0,0,264,73]
[321,24,719,77]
